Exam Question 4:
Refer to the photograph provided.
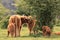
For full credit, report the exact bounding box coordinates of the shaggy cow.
[42,26,51,36]
[20,16,36,35]
[28,19,37,35]
[9,15,21,37]
[8,15,36,37]
[7,23,15,37]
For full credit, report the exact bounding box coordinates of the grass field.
[0,26,60,40]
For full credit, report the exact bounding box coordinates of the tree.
[16,0,58,30]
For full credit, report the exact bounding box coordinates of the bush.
[0,15,10,29]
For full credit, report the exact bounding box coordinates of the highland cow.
[8,15,21,37]
[42,26,51,36]
[7,23,15,37]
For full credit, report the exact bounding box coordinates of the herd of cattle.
[7,15,60,37]
[7,15,36,37]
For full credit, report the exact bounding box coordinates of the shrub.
[0,15,10,29]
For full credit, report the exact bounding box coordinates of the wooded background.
[0,0,60,30]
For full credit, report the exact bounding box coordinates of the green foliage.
[16,0,60,30]
[0,3,10,29]
[0,15,10,29]
[0,3,10,21]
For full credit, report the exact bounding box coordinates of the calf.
[7,23,15,37]
[42,26,51,36]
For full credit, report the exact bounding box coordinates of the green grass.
[0,26,60,40]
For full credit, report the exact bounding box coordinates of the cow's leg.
[15,25,16,37]
[17,20,21,37]
[17,27,21,37]
[33,30,36,34]
[43,32,45,36]
[28,24,33,35]
[28,21,35,35]
[7,31,10,37]
[18,19,21,37]
[11,32,14,37]
[44,32,47,36]
[28,26,31,35]
[18,26,22,37]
